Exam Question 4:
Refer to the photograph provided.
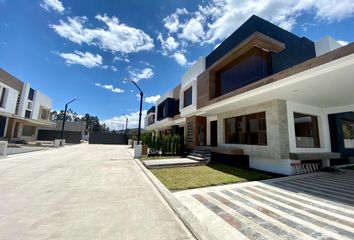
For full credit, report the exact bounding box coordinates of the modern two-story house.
[0,68,54,142]
[144,15,354,175]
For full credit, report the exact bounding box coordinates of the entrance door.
[0,116,6,137]
[210,120,218,146]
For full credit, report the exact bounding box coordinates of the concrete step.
[143,158,205,169]
[187,155,206,161]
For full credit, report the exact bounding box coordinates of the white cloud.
[40,0,65,13]
[111,66,118,72]
[163,8,188,33]
[94,82,125,93]
[179,15,205,43]
[113,55,130,63]
[51,14,154,54]
[338,40,349,46]
[163,0,354,45]
[58,51,103,68]
[129,68,154,82]
[157,33,179,55]
[145,95,161,104]
[139,61,154,67]
[102,110,147,130]
[172,52,187,66]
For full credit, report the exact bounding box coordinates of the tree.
[80,113,109,133]
[50,108,79,122]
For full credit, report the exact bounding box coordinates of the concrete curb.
[132,157,217,240]
[0,143,82,160]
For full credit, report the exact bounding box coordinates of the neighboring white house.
[0,68,54,142]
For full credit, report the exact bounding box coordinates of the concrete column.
[134,145,142,158]
[0,141,7,156]
[321,158,331,167]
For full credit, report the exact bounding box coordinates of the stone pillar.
[321,158,331,167]
[134,145,142,158]
[0,141,7,156]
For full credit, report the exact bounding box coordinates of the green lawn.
[150,162,273,191]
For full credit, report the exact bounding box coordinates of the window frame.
[0,87,7,108]
[183,87,193,108]
[293,112,321,148]
[224,111,267,146]
[215,47,272,97]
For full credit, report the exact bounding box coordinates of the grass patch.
[150,162,273,191]
[141,156,184,161]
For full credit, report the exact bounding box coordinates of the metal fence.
[88,132,127,145]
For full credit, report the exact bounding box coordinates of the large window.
[0,87,7,108]
[40,109,50,120]
[28,88,35,101]
[25,110,31,119]
[147,114,155,126]
[183,87,192,108]
[175,99,180,115]
[22,125,36,137]
[225,112,267,145]
[215,47,271,97]
[294,113,320,148]
[342,119,354,149]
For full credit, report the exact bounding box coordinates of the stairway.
[187,148,211,164]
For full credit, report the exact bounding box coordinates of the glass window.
[225,112,267,145]
[25,110,31,119]
[0,87,6,108]
[22,125,36,137]
[41,109,49,120]
[175,99,180,115]
[28,88,35,101]
[148,114,155,125]
[294,113,320,148]
[215,47,271,97]
[342,119,354,149]
[183,87,193,108]
[157,103,166,120]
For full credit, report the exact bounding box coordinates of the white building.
[144,15,354,175]
[0,68,54,142]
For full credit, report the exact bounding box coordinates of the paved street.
[0,144,193,240]
[175,170,354,240]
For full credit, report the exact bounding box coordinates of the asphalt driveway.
[0,144,193,240]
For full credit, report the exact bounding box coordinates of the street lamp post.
[122,114,128,144]
[60,98,78,140]
[129,81,143,145]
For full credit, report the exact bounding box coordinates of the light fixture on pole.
[60,98,78,140]
[129,80,143,145]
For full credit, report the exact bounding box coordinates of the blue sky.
[0,0,353,129]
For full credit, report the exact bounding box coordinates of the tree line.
[50,109,109,133]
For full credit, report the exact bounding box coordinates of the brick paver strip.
[221,190,326,239]
[254,185,354,219]
[235,188,354,239]
[208,192,300,240]
[193,194,268,240]
[246,187,354,229]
